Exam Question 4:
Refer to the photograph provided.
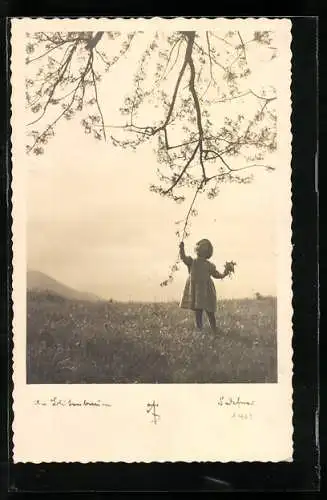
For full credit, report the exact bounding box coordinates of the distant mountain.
[27,270,102,302]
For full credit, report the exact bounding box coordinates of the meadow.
[27,291,277,384]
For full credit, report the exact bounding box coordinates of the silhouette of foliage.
[25,29,277,284]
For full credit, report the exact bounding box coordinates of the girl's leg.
[194,309,203,330]
[206,311,217,333]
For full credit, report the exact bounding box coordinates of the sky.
[26,29,281,301]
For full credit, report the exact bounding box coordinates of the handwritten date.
[232,412,253,420]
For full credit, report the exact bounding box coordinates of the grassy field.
[27,291,277,384]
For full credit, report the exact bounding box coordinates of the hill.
[27,270,102,302]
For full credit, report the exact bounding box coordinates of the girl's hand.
[224,261,236,277]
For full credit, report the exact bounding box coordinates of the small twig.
[94,32,136,69]
[193,41,227,72]
[210,32,234,47]
[26,40,71,65]
[181,180,205,242]
[90,55,107,141]
[199,32,216,100]
[206,163,274,181]
[237,31,247,63]
[156,37,183,84]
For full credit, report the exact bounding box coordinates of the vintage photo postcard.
[11,17,293,463]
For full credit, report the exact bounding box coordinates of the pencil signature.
[217,396,255,408]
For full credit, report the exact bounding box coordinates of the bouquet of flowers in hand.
[224,260,237,278]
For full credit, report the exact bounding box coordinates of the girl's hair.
[195,239,213,259]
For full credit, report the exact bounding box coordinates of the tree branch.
[90,54,107,141]
[26,28,278,287]
[27,80,83,153]
[27,42,78,126]
[187,42,206,181]
[85,32,104,51]
[163,143,199,194]
[27,51,94,153]
[158,35,190,129]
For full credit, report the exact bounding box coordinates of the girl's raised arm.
[179,242,192,268]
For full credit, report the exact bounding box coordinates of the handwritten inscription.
[34,397,111,408]
[217,396,255,420]
[217,396,255,408]
[146,400,160,424]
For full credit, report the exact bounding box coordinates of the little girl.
[179,239,235,333]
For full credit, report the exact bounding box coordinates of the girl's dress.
[180,257,219,312]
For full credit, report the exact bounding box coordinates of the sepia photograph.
[11,18,293,464]
[25,26,279,384]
